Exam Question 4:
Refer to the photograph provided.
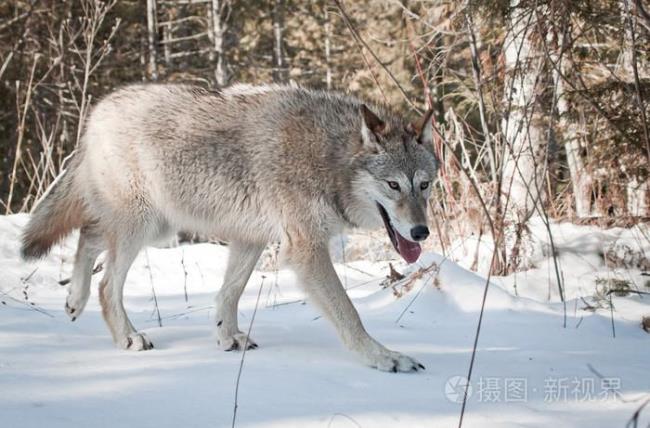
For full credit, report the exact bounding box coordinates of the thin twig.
[144,249,162,327]
[609,292,616,338]
[0,287,54,318]
[231,276,265,428]
[6,55,39,214]
[394,263,439,324]
[457,248,498,428]
[181,248,189,303]
[626,398,650,428]
[587,364,650,404]
[333,0,418,110]
[327,413,362,428]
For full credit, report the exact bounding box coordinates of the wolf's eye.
[420,181,430,190]
[387,181,400,191]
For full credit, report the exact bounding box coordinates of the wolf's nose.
[410,225,429,241]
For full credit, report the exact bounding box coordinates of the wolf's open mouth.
[376,203,422,264]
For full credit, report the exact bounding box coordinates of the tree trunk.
[553,28,594,218]
[271,0,288,83]
[146,0,158,81]
[211,0,228,86]
[324,5,332,90]
[163,22,171,66]
[620,0,649,215]
[500,2,545,220]
[560,104,593,218]
[432,33,445,126]
[627,178,648,216]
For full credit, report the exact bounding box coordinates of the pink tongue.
[395,230,422,264]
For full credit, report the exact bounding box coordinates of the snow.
[1,214,649,428]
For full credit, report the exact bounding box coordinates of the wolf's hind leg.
[65,224,104,321]
[215,242,264,351]
[291,243,424,373]
[99,234,152,351]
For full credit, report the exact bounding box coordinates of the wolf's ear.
[359,104,386,152]
[414,108,435,146]
[361,104,385,134]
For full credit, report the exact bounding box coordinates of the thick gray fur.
[21,83,438,371]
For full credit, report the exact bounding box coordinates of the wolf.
[21,83,438,372]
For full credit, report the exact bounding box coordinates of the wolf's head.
[349,105,439,264]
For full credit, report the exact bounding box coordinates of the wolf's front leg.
[291,243,424,372]
[215,241,265,351]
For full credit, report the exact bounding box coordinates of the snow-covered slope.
[1,214,648,428]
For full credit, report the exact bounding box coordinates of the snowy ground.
[1,214,649,428]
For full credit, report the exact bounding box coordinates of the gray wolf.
[21,83,438,372]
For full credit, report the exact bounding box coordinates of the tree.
[499,1,546,222]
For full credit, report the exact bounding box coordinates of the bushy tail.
[21,158,85,260]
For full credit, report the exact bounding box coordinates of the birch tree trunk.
[627,178,649,216]
[500,1,545,220]
[432,33,445,126]
[272,0,288,83]
[558,97,593,218]
[620,0,649,216]
[146,0,158,81]
[162,23,171,66]
[324,6,332,90]
[211,0,228,86]
[553,28,594,218]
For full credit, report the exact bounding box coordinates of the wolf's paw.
[366,349,425,373]
[65,292,89,322]
[120,333,154,351]
[218,333,257,352]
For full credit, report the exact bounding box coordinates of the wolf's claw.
[219,332,257,352]
[65,291,89,321]
[363,346,424,373]
[121,333,154,351]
